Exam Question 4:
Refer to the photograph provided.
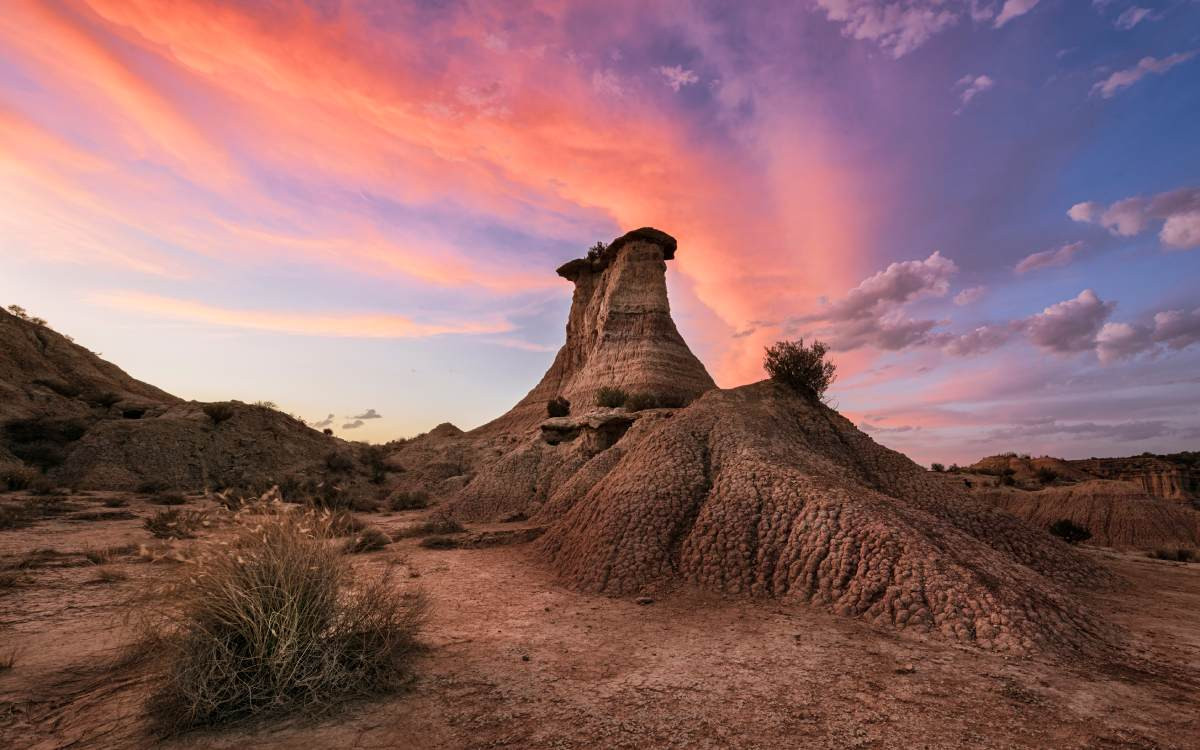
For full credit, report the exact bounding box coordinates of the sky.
[1,0,1198,465]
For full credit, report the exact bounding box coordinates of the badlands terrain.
[2,229,1199,749]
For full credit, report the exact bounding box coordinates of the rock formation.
[978,480,1200,549]
[970,453,1200,506]
[419,230,1116,652]
[476,228,716,434]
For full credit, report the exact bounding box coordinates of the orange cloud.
[89,291,514,339]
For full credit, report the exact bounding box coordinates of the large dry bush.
[763,339,836,400]
[142,509,426,733]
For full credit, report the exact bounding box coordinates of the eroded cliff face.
[475,228,716,434]
[1071,457,1200,504]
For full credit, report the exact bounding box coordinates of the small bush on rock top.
[202,403,236,425]
[546,396,571,418]
[764,339,837,400]
[1035,467,1059,485]
[1048,519,1091,545]
[595,387,628,409]
[930,463,945,472]
[142,510,426,733]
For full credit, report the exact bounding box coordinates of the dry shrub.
[1149,548,1196,563]
[145,509,209,539]
[418,535,459,550]
[93,566,128,584]
[763,339,836,400]
[0,649,15,672]
[202,402,237,425]
[1,464,38,492]
[84,546,115,565]
[142,510,426,733]
[389,490,430,511]
[595,386,628,408]
[344,526,392,554]
[103,496,129,508]
[0,570,20,592]
[0,504,28,530]
[152,492,187,506]
[397,510,464,538]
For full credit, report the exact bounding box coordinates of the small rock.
[636,596,654,605]
[895,664,916,675]
[521,654,530,662]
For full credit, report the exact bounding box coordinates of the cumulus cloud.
[994,0,1040,28]
[953,285,986,306]
[352,408,383,420]
[657,65,699,91]
[1091,50,1198,98]
[943,323,1020,356]
[1152,308,1200,351]
[1095,321,1152,363]
[1014,241,1084,274]
[1114,7,1155,30]
[954,74,994,113]
[795,251,958,350]
[1024,289,1115,354]
[1069,186,1200,249]
[342,420,365,430]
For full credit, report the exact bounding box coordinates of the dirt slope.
[979,480,1200,549]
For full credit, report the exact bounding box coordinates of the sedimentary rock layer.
[476,228,715,434]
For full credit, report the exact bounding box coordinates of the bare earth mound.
[531,382,1113,653]
[979,480,1200,549]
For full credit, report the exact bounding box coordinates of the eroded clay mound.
[534,381,1113,652]
[980,480,1200,549]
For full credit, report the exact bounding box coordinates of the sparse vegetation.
[360,445,391,484]
[1149,548,1196,563]
[0,649,16,672]
[764,339,837,400]
[324,451,355,473]
[145,509,209,539]
[547,396,571,418]
[93,566,128,584]
[625,392,661,412]
[2,464,38,491]
[152,491,187,506]
[323,428,334,436]
[595,386,628,408]
[1035,467,1058,485]
[930,463,945,472]
[389,490,431,511]
[586,241,607,261]
[252,400,278,409]
[397,510,464,538]
[202,402,237,425]
[1048,519,1091,545]
[419,535,459,549]
[142,511,426,733]
[344,526,392,553]
[103,496,129,508]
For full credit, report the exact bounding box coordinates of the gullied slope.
[533,381,1113,653]
[980,480,1200,549]
[476,228,715,434]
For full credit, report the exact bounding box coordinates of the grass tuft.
[141,510,426,733]
[145,509,209,539]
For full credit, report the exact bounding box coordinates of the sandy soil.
[1,491,1198,749]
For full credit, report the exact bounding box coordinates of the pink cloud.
[1014,241,1083,274]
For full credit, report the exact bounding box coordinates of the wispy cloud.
[656,65,699,92]
[89,292,514,339]
[954,74,994,114]
[1014,241,1084,274]
[1091,50,1198,98]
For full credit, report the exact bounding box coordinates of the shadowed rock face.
[476,228,715,434]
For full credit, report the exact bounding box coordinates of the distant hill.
[0,306,349,491]
[966,452,1199,505]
